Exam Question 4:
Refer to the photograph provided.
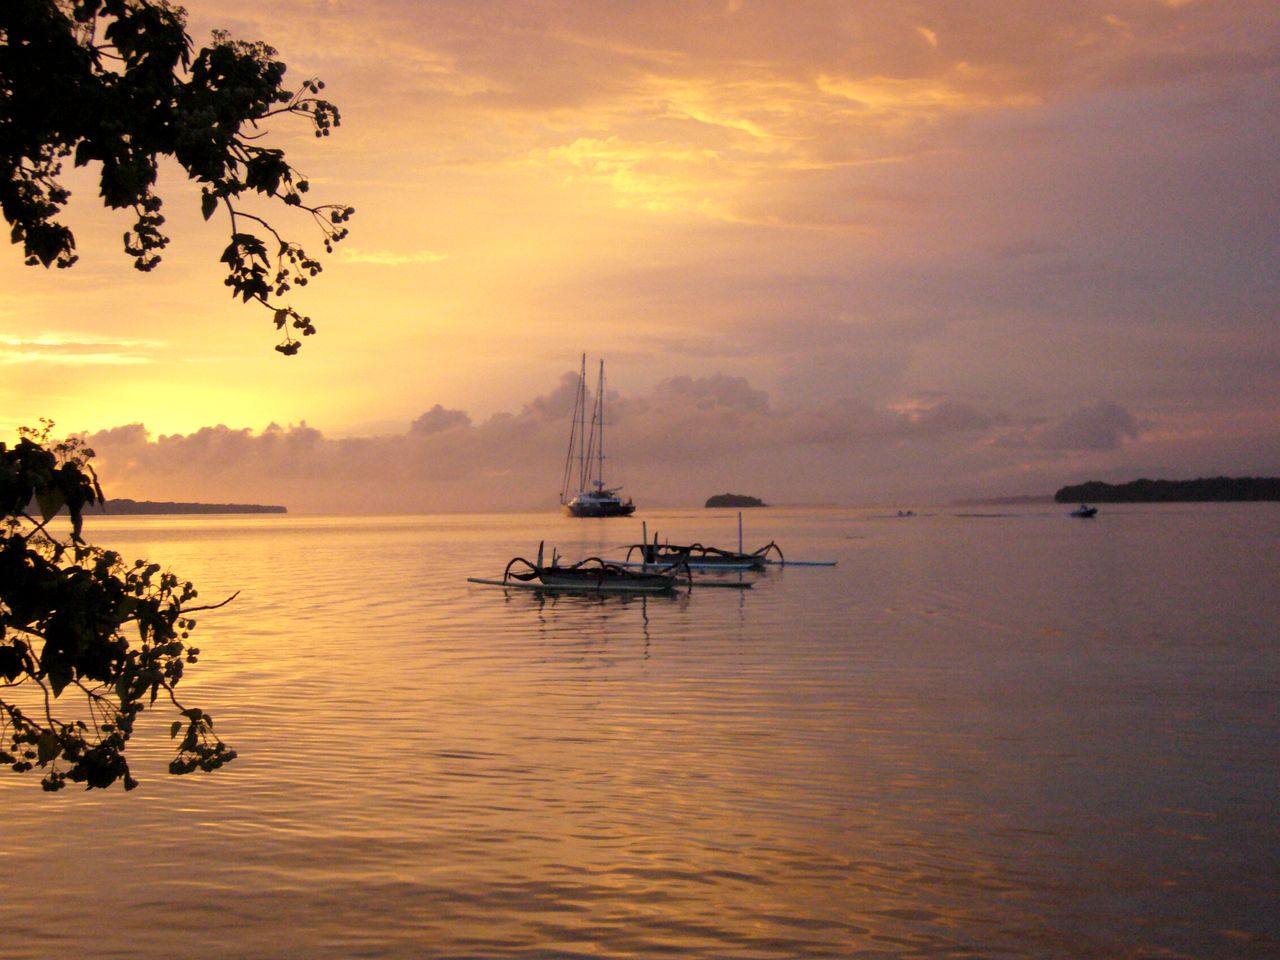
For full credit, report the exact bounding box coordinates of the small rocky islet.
[704,493,767,508]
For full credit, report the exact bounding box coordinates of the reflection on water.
[3,506,1278,958]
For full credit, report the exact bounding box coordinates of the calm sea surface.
[2,505,1277,959]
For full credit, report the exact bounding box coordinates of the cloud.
[991,401,1144,452]
[815,72,1037,118]
[338,248,450,265]
[1036,401,1142,451]
[529,135,733,215]
[86,423,150,447]
[652,374,770,413]
[903,400,997,437]
[410,404,472,434]
[0,334,160,366]
[77,371,1162,514]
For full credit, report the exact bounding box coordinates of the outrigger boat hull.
[467,575,751,592]
[468,575,672,593]
[626,521,837,569]
[625,542,776,570]
[493,543,688,594]
[537,568,676,592]
[616,558,758,571]
[469,541,756,593]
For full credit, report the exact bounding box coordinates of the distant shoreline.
[1054,477,1280,503]
[85,499,287,515]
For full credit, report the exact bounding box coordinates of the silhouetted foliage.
[1,423,236,790]
[0,0,354,353]
[0,1,345,790]
[1055,477,1280,502]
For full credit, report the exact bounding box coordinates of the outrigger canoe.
[616,517,836,568]
[622,527,783,571]
[623,541,780,571]
[468,542,753,593]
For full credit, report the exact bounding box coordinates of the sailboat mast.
[596,359,606,489]
[561,354,588,503]
[577,353,587,494]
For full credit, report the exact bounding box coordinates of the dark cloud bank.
[81,373,1173,513]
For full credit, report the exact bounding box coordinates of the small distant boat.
[1070,504,1098,518]
[561,355,635,518]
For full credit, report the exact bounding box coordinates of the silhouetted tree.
[1,1,353,789]
[1,0,354,354]
[2,423,236,790]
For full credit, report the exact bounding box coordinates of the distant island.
[84,499,288,515]
[705,493,767,508]
[1055,477,1280,503]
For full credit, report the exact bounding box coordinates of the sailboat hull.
[564,494,636,518]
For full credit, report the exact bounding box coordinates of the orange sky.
[4,1,1279,510]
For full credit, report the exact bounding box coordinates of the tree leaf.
[45,652,73,697]
[37,731,61,766]
[35,488,65,523]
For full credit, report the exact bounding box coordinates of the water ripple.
[4,508,1278,958]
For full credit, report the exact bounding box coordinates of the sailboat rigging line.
[560,354,587,504]
[593,359,605,491]
[579,357,590,493]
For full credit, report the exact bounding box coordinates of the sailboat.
[560,355,636,518]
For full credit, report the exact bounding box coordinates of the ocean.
[2,505,1277,959]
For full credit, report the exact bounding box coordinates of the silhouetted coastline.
[1054,477,1280,503]
[85,499,287,515]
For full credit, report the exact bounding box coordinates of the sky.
[4,0,1279,511]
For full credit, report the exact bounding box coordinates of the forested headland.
[1055,477,1280,502]
[84,499,287,515]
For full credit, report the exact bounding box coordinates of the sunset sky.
[4,0,1278,511]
